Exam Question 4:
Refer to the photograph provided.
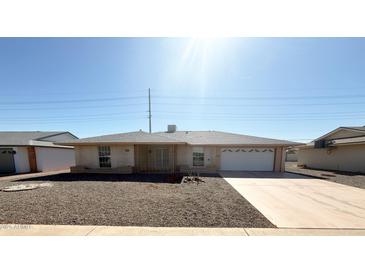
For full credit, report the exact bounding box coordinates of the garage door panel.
[220,148,274,171]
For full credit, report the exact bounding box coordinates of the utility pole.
[148,88,152,133]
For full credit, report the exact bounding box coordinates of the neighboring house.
[58,125,298,173]
[297,126,365,173]
[285,147,298,162]
[0,131,78,174]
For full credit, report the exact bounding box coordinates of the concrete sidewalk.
[0,169,69,183]
[1,224,365,236]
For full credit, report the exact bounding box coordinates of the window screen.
[98,146,111,168]
[193,149,204,167]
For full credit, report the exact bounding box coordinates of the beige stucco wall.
[74,144,286,172]
[74,145,134,169]
[298,144,365,173]
[285,151,298,162]
[176,145,219,170]
[110,145,134,167]
[176,145,284,172]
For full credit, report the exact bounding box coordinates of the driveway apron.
[220,171,365,229]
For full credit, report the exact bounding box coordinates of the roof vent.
[167,125,177,133]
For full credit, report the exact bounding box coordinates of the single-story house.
[297,126,365,173]
[0,131,78,174]
[58,125,299,173]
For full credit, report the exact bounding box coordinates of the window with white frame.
[98,146,111,168]
[193,147,204,167]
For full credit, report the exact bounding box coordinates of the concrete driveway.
[220,171,365,229]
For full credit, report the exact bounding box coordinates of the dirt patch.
[0,173,274,228]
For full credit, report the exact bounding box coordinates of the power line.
[2,108,365,120]
[0,89,148,96]
[0,103,146,111]
[2,92,365,106]
[1,93,365,108]
[3,111,365,120]
[153,110,365,116]
[0,118,147,125]
[1,112,146,120]
[153,116,365,121]
[153,86,365,92]
[153,94,365,101]
[2,112,364,122]
[152,101,365,107]
[0,95,146,105]
[2,115,364,125]
[3,100,363,111]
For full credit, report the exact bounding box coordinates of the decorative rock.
[0,183,53,192]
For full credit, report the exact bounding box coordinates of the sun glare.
[178,38,228,94]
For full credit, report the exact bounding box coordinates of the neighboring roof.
[314,126,365,141]
[58,130,299,146]
[297,126,365,149]
[0,131,75,147]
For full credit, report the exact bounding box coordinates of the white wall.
[298,145,365,173]
[13,147,30,173]
[35,147,75,172]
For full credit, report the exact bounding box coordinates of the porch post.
[172,145,175,173]
[27,146,38,173]
[273,147,284,172]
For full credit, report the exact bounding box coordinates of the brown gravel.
[0,173,274,228]
[286,162,365,190]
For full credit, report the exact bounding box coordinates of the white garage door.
[220,148,274,171]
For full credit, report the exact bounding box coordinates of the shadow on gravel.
[16,172,221,184]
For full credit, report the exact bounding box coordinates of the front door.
[154,147,169,171]
[0,148,15,174]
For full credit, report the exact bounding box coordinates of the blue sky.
[0,38,365,141]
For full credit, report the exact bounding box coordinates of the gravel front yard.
[286,162,365,189]
[0,173,274,228]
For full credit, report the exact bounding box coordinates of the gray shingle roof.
[157,131,299,145]
[61,131,185,144]
[0,131,67,146]
[59,130,298,146]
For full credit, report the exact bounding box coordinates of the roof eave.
[187,143,299,146]
[56,141,186,146]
